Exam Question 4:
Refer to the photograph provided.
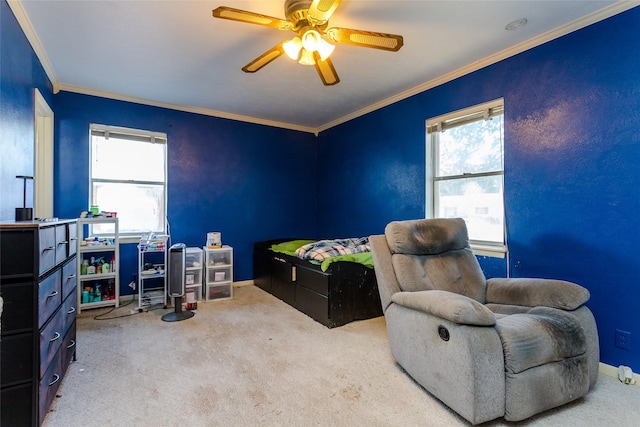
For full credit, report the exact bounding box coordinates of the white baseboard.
[233,280,254,287]
[599,362,640,386]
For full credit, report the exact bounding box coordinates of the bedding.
[294,237,370,263]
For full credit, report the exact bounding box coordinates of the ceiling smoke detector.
[505,18,528,31]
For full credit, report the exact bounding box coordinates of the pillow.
[385,218,469,255]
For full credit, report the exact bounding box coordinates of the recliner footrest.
[495,306,586,374]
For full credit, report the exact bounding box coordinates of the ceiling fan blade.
[242,43,285,73]
[213,7,292,30]
[313,52,340,86]
[326,27,403,51]
[308,0,342,25]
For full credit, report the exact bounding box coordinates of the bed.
[253,238,383,328]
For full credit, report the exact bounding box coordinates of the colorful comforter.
[295,237,370,263]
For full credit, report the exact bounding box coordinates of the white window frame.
[89,124,167,242]
[426,99,506,258]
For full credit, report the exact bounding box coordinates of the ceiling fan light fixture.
[298,48,316,65]
[283,37,302,60]
[301,29,322,51]
[300,28,334,61]
[316,38,335,61]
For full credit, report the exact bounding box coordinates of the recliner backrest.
[385,218,487,303]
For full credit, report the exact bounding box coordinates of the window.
[90,124,167,238]
[426,99,505,256]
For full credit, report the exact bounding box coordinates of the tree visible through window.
[426,100,505,250]
[90,125,167,237]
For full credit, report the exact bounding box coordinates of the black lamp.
[15,175,33,221]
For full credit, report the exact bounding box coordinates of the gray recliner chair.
[370,218,599,424]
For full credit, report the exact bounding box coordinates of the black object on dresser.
[1,219,78,426]
[253,239,383,328]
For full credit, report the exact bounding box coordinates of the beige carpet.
[43,285,638,427]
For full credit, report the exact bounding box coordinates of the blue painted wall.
[317,9,640,370]
[3,0,639,371]
[54,92,319,290]
[0,0,53,220]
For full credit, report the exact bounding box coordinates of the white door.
[34,88,54,218]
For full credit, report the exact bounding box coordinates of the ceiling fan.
[212,0,404,86]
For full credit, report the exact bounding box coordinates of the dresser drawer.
[39,309,64,378]
[0,281,35,333]
[0,332,34,386]
[1,383,34,427]
[55,224,69,266]
[0,228,36,276]
[271,257,296,305]
[62,321,77,367]
[272,256,295,282]
[39,226,56,275]
[38,270,62,328]
[297,266,330,297]
[62,257,77,300]
[295,284,329,325]
[62,287,78,335]
[68,222,78,257]
[39,351,63,424]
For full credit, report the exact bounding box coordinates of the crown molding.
[56,83,318,134]
[10,0,638,135]
[8,0,59,91]
[315,0,640,133]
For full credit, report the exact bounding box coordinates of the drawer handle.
[50,332,61,342]
[47,290,59,299]
[58,240,69,245]
[70,237,78,241]
[67,306,76,314]
[48,374,61,387]
[67,339,76,349]
[43,246,55,252]
[66,274,76,280]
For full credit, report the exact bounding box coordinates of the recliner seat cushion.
[495,307,586,374]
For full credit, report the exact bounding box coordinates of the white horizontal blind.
[426,99,504,134]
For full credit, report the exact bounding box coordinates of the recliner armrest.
[391,290,496,326]
[486,278,590,310]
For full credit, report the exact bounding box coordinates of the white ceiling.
[11,1,635,133]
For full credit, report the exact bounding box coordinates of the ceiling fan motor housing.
[285,0,313,26]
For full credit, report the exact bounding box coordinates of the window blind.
[426,99,504,134]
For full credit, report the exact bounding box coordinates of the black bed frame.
[253,239,383,328]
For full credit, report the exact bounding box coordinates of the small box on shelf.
[206,285,231,301]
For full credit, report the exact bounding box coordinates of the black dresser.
[1,219,78,426]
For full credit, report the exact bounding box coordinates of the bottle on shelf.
[87,257,96,274]
[81,259,88,275]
